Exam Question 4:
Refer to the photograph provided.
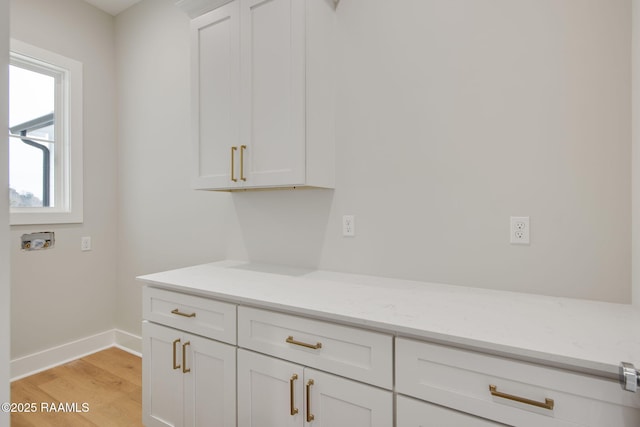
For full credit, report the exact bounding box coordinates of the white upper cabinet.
[191,2,241,189]
[184,0,336,191]
[240,0,306,188]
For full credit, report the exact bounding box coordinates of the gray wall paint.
[9,0,118,359]
[8,0,635,357]
[115,0,233,343]
[1,0,10,418]
[117,0,632,344]
[228,0,632,302]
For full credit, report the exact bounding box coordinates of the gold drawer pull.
[240,145,247,181]
[182,341,191,374]
[231,146,238,182]
[306,379,315,422]
[286,336,322,350]
[172,338,181,370]
[290,374,299,416]
[171,308,196,318]
[489,385,554,410]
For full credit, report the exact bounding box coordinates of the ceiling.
[83,0,141,16]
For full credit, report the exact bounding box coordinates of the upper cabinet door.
[187,0,335,191]
[240,0,306,188]
[191,1,241,189]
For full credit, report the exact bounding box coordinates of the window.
[8,39,83,225]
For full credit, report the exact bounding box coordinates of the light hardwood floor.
[10,347,142,427]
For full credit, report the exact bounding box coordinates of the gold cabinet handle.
[290,374,299,416]
[231,146,238,182]
[172,339,181,370]
[286,336,322,350]
[240,145,247,181]
[171,308,196,318]
[489,385,554,410]
[182,341,191,374]
[306,379,315,422]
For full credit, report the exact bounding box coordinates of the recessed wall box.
[21,231,55,251]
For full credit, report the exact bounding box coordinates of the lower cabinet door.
[143,321,185,427]
[397,395,507,427]
[143,321,237,427]
[183,333,236,427]
[305,368,392,427]
[238,349,393,427]
[237,349,304,427]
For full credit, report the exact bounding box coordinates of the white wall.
[116,0,633,343]
[115,0,234,344]
[3,0,631,378]
[1,0,10,421]
[225,0,633,303]
[9,0,118,359]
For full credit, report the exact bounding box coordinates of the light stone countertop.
[137,260,640,380]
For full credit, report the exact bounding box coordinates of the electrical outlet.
[510,217,530,245]
[342,215,355,237]
[81,236,92,251]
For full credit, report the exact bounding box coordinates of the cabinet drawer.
[143,286,236,344]
[397,395,507,427]
[238,306,392,389]
[396,338,640,427]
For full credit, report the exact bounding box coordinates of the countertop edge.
[137,269,632,380]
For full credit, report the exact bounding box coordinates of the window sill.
[10,208,83,226]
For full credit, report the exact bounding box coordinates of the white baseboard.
[114,329,142,357]
[11,329,142,381]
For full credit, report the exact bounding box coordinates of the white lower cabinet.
[142,321,236,427]
[397,395,507,427]
[306,368,392,427]
[396,338,640,427]
[141,284,640,427]
[237,349,302,427]
[237,306,393,389]
[237,349,393,427]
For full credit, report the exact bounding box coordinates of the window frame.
[9,39,83,225]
